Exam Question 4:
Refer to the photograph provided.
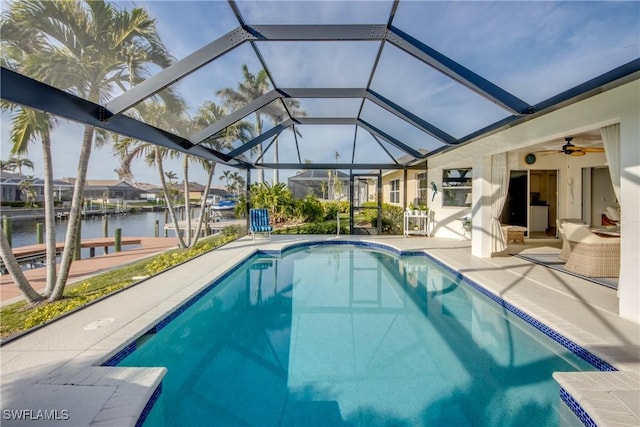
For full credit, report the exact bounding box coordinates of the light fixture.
[465,192,472,206]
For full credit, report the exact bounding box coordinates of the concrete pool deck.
[1,235,638,426]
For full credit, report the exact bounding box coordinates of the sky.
[1,0,638,187]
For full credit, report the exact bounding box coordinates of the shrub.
[361,201,379,224]
[321,200,350,220]
[250,182,295,223]
[0,201,26,208]
[222,224,244,238]
[296,195,324,222]
[145,232,241,276]
[273,222,347,235]
[322,201,340,220]
[361,202,403,234]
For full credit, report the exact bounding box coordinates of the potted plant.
[462,216,472,233]
[408,202,417,215]
[418,204,428,215]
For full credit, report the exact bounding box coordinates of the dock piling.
[103,216,109,254]
[36,223,43,244]
[115,228,122,252]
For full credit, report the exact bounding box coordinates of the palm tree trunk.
[273,138,279,184]
[256,113,264,184]
[50,125,94,301]
[157,147,186,248]
[0,225,44,303]
[42,133,57,295]
[183,156,192,247]
[257,144,265,184]
[192,163,216,246]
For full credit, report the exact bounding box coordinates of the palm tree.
[114,100,189,248]
[189,101,250,244]
[217,65,273,184]
[271,98,305,184]
[0,105,58,297]
[333,151,342,200]
[218,66,305,185]
[18,176,37,207]
[230,171,246,196]
[115,101,245,247]
[164,170,179,195]
[252,182,293,223]
[0,225,44,304]
[320,181,328,200]
[1,1,176,300]
[4,155,35,175]
[221,170,233,192]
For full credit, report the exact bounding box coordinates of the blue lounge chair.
[249,208,272,240]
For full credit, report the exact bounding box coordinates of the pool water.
[118,245,595,426]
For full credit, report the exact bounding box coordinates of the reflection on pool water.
[118,245,597,426]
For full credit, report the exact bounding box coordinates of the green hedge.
[274,222,348,235]
[361,202,404,234]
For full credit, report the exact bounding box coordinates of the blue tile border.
[103,340,137,367]
[135,382,162,427]
[420,249,616,372]
[103,238,617,427]
[560,387,597,427]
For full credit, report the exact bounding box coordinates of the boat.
[209,198,236,211]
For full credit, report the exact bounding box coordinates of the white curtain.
[601,123,621,204]
[491,152,509,253]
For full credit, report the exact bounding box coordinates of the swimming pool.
[116,244,601,426]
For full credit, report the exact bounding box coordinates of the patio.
[1,236,638,426]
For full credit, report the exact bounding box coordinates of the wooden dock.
[1,237,143,273]
[0,237,177,304]
[55,209,128,220]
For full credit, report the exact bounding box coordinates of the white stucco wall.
[427,79,640,324]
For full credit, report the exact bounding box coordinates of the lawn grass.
[0,228,243,340]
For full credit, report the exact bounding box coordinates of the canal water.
[6,209,239,263]
[8,211,168,249]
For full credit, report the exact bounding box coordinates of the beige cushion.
[562,222,592,243]
[605,206,620,222]
[556,219,571,261]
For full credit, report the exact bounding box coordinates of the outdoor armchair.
[562,222,620,278]
[249,208,272,240]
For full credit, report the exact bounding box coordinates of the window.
[390,179,400,203]
[416,172,428,206]
[442,168,472,207]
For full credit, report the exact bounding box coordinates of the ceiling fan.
[536,137,605,157]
